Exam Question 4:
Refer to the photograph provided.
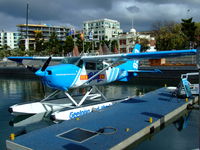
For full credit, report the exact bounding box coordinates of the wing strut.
[41,90,61,102]
[64,60,119,106]
[64,85,107,107]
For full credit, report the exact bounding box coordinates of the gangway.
[174,72,199,97]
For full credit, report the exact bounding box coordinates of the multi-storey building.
[83,18,123,41]
[0,31,20,49]
[17,24,71,49]
[111,28,156,53]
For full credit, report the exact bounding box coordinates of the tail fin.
[131,44,141,70]
[132,43,141,54]
[118,44,141,71]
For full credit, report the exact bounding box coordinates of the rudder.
[132,44,141,70]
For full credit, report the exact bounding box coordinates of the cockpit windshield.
[61,57,81,65]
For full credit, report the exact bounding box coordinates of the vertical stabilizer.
[117,44,141,71]
[131,44,141,70]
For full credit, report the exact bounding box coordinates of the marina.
[0,0,200,149]
[5,87,199,150]
[1,44,199,150]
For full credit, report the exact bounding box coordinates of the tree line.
[153,18,200,50]
[0,31,119,58]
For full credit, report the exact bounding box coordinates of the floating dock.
[6,87,198,150]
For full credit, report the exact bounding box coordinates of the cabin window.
[85,62,96,70]
[77,60,83,68]
[96,63,103,70]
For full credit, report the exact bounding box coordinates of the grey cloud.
[66,0,113,11]
[127,6,140,13]
[0,0,113,21]
[134,0,200,5]
[0,0,199,32]
[0,0,61,20]
[0,0,26,18]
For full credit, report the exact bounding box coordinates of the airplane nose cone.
[35,70,45,77]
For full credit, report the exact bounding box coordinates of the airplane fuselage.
[37,61,126,91]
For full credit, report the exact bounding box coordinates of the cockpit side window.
[85,62,96,70]
[77,60,83,68]
[96,63,103,70]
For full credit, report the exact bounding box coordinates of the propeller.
[22,57,52,73]
[41,56,52,71]
[36,57,52,99]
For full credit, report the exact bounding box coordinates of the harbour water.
[0,76,199,150]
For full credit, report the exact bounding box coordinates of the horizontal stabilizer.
[128,69,161,73]
[119,69,161,82]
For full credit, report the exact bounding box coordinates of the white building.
[83,18,123,41]
[111,28,156,53]
[0,31,20,49]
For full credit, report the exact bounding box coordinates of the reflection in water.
[0,78,44,106]
[134,110,200,150]
[101,83,159,100]
[0,77,161,107]
[0,77,46,150]
[9,112,53,127]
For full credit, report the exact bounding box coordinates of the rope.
[96,126,117,135]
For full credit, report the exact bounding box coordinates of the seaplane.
[7,44,197,120]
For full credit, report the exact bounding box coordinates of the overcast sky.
[0,0,199,32]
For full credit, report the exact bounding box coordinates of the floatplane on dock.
[7,44,197,120]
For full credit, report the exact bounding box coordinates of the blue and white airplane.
[8,44,197,116]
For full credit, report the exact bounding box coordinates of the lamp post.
[25,2,29,51]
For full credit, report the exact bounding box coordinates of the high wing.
[81,49,197,61]
[7,48,196,63]
[7,56,65,63]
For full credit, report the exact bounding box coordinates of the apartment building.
[17,24,71,49]
[83,18,123,41]
[0,31,20,49]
